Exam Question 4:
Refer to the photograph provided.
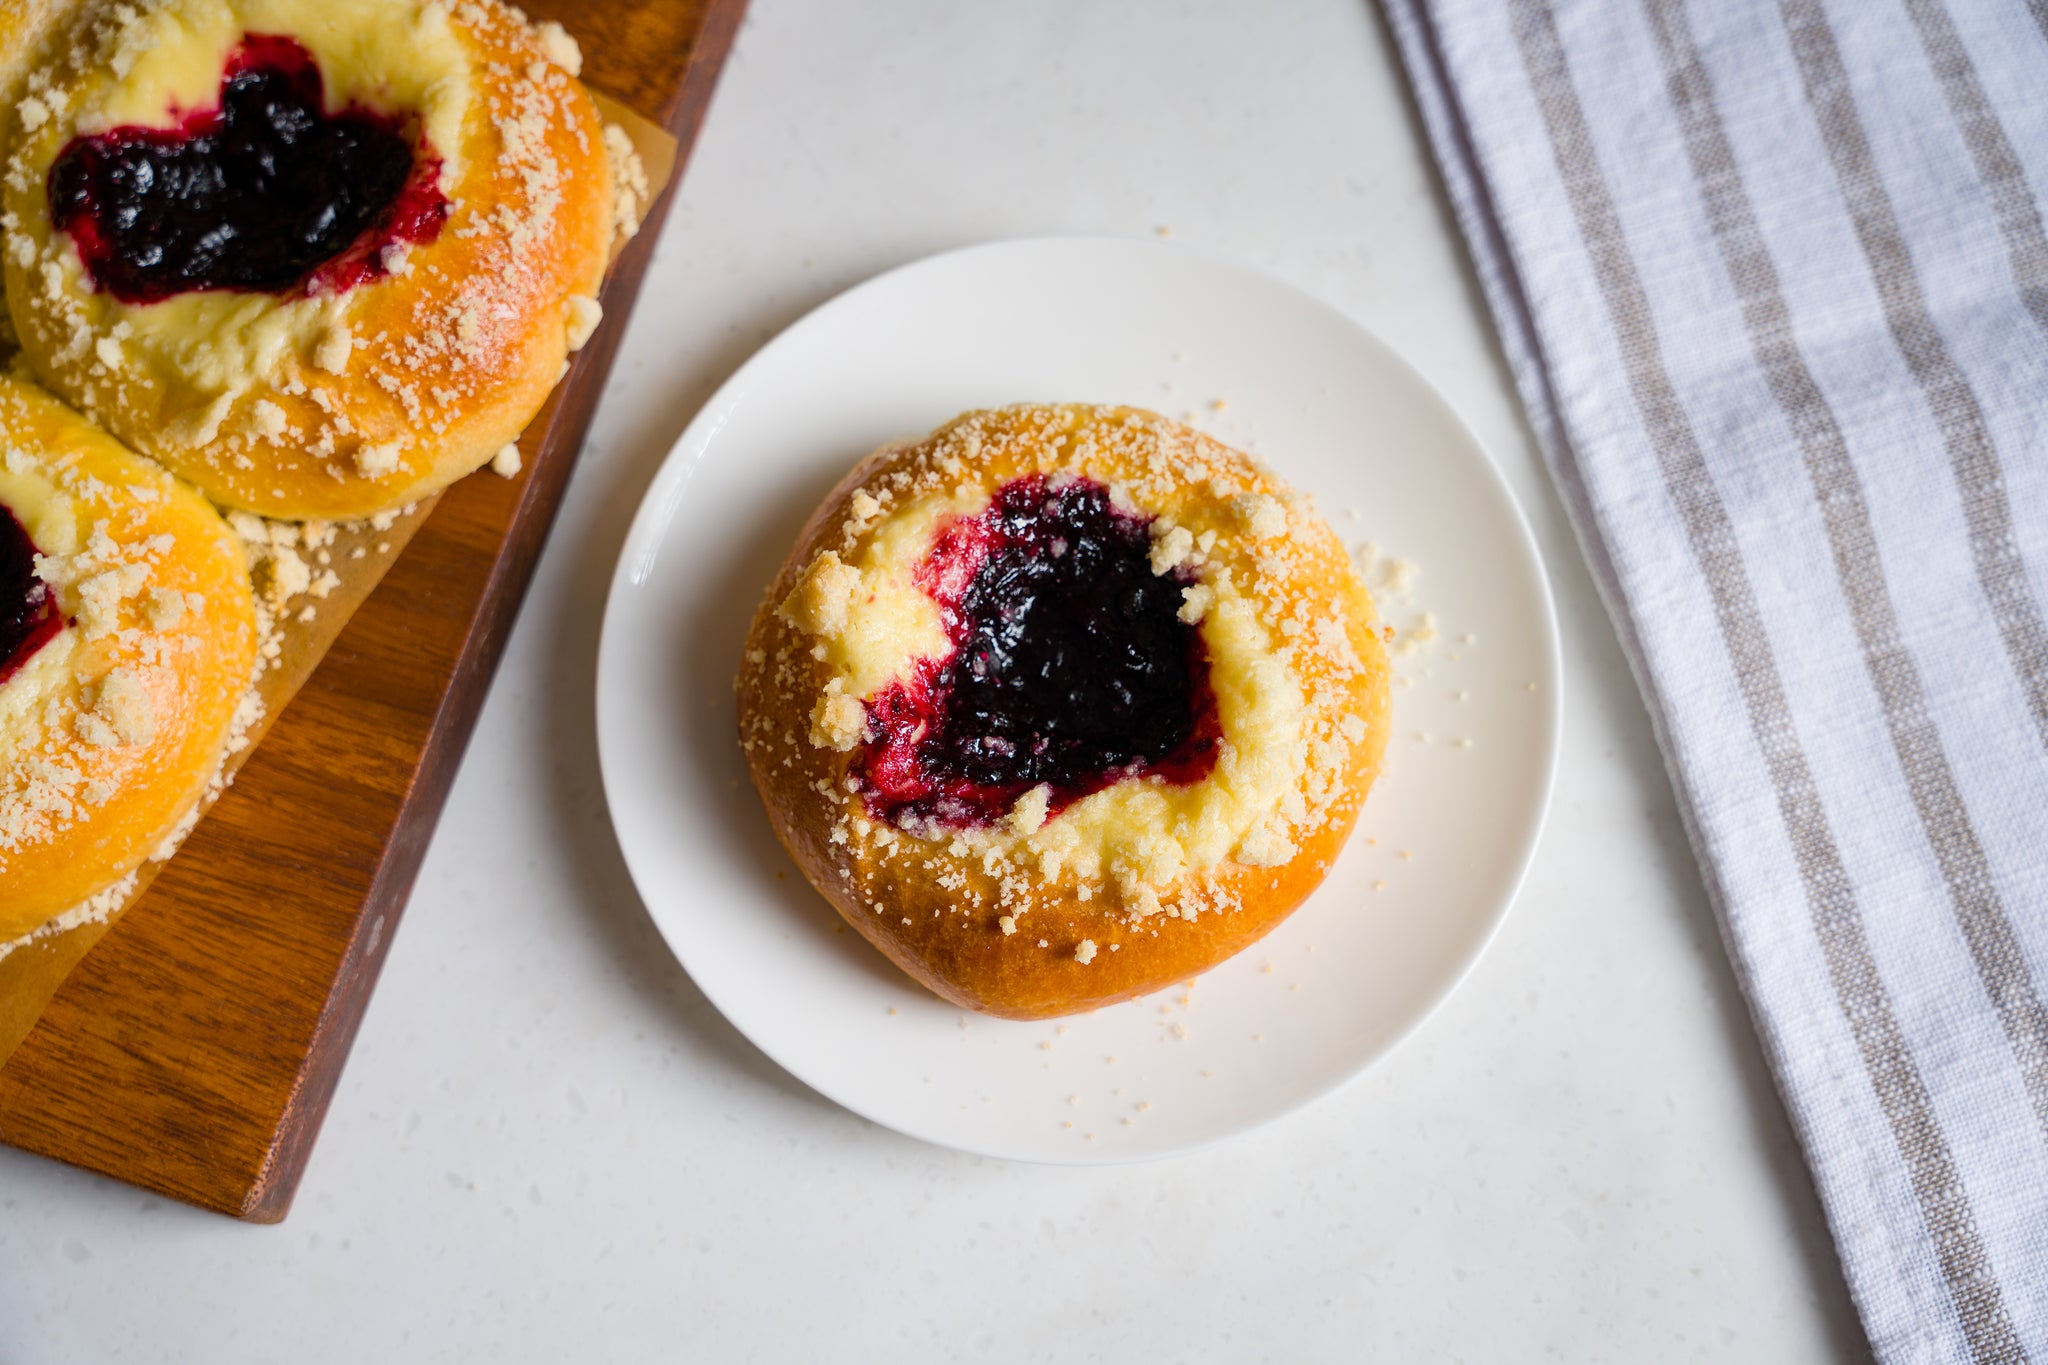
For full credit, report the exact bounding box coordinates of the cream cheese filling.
[7,0,475,404]
[786,479,1309,885]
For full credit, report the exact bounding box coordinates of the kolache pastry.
[0,0,623,521]
[738,405,1393,1020]
[0,371,258,946]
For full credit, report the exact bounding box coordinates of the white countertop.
[0,2,1873,1360]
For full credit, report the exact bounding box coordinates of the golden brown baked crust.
[0,372,258,940]
[0,0,614,520]
[0,0,66,153]
[737,405,1392,1020]
[0,0,66,352]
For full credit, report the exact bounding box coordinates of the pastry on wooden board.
[0,0,625,521]
[0,0,650,960]
[0,371,257,943]
[738,404,1393,1020]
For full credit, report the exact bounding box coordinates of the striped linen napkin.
[1381,0,2048,1358]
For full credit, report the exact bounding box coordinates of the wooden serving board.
[0,0,746,1222]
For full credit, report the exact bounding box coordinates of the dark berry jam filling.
[0,503,63,687]
[48,34,449,304]
[853,475,1221,829]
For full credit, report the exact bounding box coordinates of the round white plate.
[597,238,1559,1162]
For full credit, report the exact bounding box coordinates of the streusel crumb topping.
[739,404,1388,942]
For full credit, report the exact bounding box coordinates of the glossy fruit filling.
[854,475,1221,829]
[48,34,449,304]
[0,504,63,687]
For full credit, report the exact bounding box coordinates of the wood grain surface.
[0,0,747,1222]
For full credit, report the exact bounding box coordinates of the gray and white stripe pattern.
[1382,0,2048,1359]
